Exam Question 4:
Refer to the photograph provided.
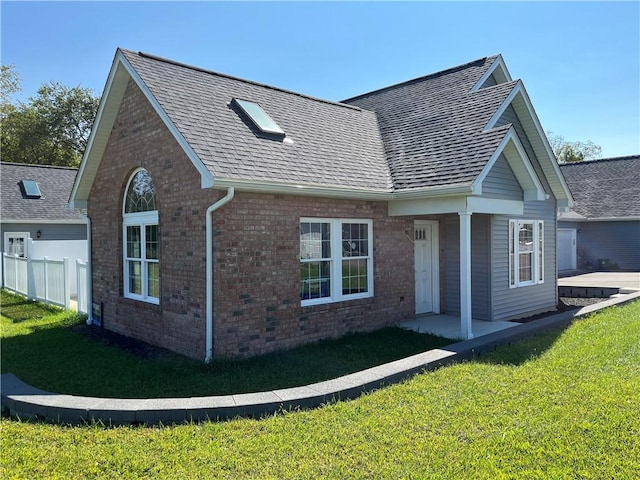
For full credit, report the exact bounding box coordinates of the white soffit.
[471,54,513,92]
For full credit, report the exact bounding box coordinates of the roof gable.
[343,56,522,191]
[485,82,573,207]
[71,50,570,205]
[1,162,84,223]
[560,156,640,219]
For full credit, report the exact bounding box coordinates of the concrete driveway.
[558,271,640,293]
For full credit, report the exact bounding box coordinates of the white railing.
[2,253,87,312]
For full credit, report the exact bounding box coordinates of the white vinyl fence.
[2,253,88,313]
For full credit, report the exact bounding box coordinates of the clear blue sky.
[2,1,639,158]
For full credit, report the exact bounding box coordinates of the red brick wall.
[89,80,417,360]
[212,194,416,358]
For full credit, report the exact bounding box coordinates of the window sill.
[301,293,373,308]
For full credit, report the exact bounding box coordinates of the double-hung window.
[123,169,159,304]
[509,219,544,288]
[300,218,373,305]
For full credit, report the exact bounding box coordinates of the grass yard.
[1,291,639,479]
[0,289,450,397]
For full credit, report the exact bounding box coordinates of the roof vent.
[19,179,42,199]
[231,98,285,137]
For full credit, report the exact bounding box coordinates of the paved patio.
[557,271,640,293]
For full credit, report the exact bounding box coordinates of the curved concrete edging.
[2,291,639,426]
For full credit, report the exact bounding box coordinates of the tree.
[1,68,99,168]
[546,131,602,164]
[1,65,21,106]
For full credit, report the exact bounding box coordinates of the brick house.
[70,49,573,361]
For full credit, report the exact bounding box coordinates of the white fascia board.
[513,85,573,202]
[471,54,513,92]
[213,176,473,201]
[494,83,574,208]
[389,196,468,216]
[69,199,87,210]
[1,219,87,225]
[118,53,214,190]
[212,177,391,200]
[70,54,129,208]
[558,216,640,223]
[484,80,522,130]
[466,197,523,215]
[473,128,546,201]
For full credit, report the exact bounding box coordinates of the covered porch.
[401,314,521,340]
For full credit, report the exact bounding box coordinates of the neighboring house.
[69,49,573,361]
[1,162,88,295]
[558,156,640,272]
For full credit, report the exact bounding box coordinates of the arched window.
[123,169,159,304]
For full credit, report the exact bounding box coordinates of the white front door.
[557,228,577,271]
[414,220,439,315]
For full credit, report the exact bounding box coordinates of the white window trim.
[123,211,159,304]
[509,219,544,288]
[3,232,30,258]
[300,218,374,306]
[122,168,159,305]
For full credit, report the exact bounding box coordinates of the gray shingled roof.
[342,57,514,190]
[559,155,640,219]
[1,162,84,222]
[121,50,392,192]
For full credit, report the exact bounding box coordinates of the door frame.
[414,220,440,315]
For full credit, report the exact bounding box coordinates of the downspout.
[83,214,93,325]
[205,187,235,363]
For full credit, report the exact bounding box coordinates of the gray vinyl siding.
[575,221,640,270]
[0,223,86,249]
[495,105,552,193]
[491,198,558,321]
[443,215,459,315]
[482,154,523,200]
[443,214,491,320]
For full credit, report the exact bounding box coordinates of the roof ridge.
[559,154,640,167]
[341,55,501,103]
[0,161,78,171]
[128,50,364,112]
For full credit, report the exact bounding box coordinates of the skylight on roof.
[19,179,42,199]
[232,98,285,136]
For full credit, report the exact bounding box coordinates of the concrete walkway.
[2,291,639,426]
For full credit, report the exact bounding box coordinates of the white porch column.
[459,212,473,339]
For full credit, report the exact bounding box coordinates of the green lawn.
[2,291,639,479]
[0,289,450,397]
